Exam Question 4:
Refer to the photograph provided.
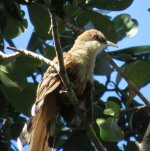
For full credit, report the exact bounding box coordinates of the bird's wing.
[34,52,76,110]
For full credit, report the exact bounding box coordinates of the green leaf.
[126,61,150,88]
[127,60,150,99]
[26,32,56,60]
[0,58,39,115]
[60,30,75,49]
[0,83,36,115]
[43,44,55,59]
[96,117,124,142]
[94,52,112,75]
[116,60,150,88]
[109,45,150,62]
[43,0,52,6]
[104,101,121,116]
[0,0,27,39]
[64,4,81,18]
[132,108,150,135]
[92,0,133,11]
[93,81,105,100]
[113,14,138,41]
[10,56,41,76]
[124,141,139,151]
[0,65,9,74]
[76,10,89,27]
[0,69,19,89]
[3,16,27,39]
[62,134,92,151]
[26,31,43,51]
[116,60,150,102]
[0,62,26,88]
[76,10,117,42]
[28,4,50,39]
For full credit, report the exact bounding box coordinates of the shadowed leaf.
[109,45,150,62]
[104,101,121,116]
[113,14,138,41]
[95,52,113,76]
[77,10,117,42]
[28,4,50,39]
[0,83,36,115]
[96,117,124,142]
[91,0,133,11]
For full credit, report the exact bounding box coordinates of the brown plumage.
[17,29,117,151]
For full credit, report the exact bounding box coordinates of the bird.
[17,29,117,151]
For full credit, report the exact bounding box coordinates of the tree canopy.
[0,0,150,151]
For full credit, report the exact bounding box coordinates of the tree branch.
[7,46,59,69]
[65,21,83,34]
[48,11,79,107]
[0,51,20,60]
[103,51,150,105]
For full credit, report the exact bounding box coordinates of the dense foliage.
[0,0,150,150]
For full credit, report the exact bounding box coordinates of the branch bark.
[48,11,79,107]
[0,51,20,60]
[6,46,60,71]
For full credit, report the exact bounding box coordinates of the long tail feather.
[18,94,59,151]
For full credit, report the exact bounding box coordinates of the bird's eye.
[92,33,99,40]
[92,33,106,43]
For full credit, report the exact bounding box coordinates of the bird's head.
[75,29,117,52]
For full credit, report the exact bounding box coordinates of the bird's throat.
[68,42,99,81]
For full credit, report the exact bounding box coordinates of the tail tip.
[17,137,23,151]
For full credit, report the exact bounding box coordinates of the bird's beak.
[106,40,118,48]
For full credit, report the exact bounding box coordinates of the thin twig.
[49,11,79,107]
[103,50,150,105]
[6,46,59,71]
[65,21,83,34]
[120,104,150,113]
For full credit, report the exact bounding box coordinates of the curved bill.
[106,40,118,48]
